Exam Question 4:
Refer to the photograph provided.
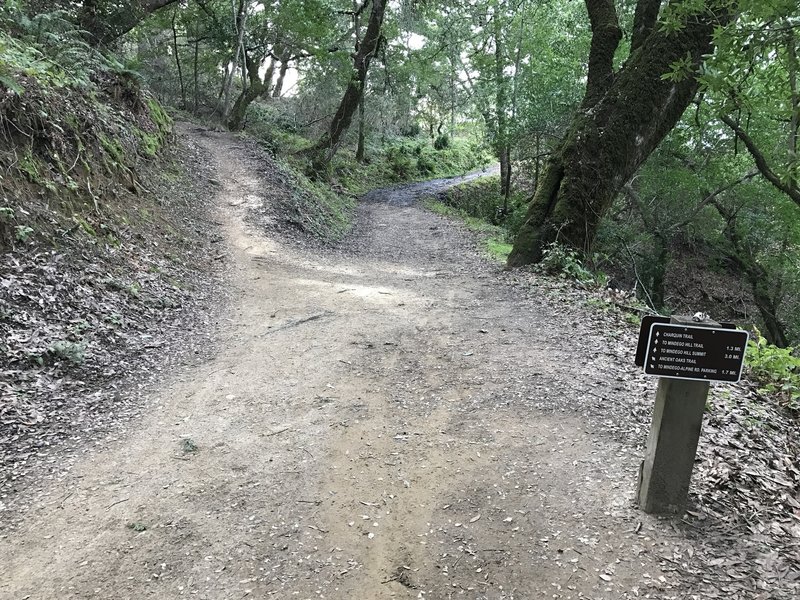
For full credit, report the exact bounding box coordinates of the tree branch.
[630,0,661,54]
[719,113,800,207]
[582,0,622,110]
[85,0,181,46]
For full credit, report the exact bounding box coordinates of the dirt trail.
[0,128,685,599]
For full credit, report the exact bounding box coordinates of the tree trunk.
[630,0,661,53]
[711,201,789,347]
[272,51,291,98]
[305,0,386,173]
[508,1,730,266]
[750,274,789,348]
[356,92,367,162]
[494,10,511,211]
[193,38,200,113]
[170,10,186,109]
[220,0,248,123]
[785,28,800,207]
[500,147,511,211]
[226,55,273,131]
[646,234,668,310]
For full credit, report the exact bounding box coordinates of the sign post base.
[637,376,709,514]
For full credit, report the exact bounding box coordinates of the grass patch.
[425,199,512,263]
[484,237,513,262]
[747,329,800,413]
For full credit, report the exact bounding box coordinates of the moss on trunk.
[508,2,730,267]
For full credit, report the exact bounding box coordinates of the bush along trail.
[0,125,797,599]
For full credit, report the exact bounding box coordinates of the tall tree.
[305,0,386,173]
[507,0,732,266]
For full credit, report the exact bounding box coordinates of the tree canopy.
[3,0,799,346]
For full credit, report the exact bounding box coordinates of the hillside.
[1,24,223,501]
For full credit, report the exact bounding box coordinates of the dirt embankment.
[1,128,224,519]
[0,125,797,600]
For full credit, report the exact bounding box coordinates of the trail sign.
[643,323,748,383]
[635,316,737,367]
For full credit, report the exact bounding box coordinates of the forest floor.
[0,124,797,600]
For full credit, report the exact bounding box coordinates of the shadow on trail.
[361,163,500,206]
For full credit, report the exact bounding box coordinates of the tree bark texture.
[220,0,248,123]
[170,9,186,109]
[305,0,386,173]
[581,0,621,110]
[356,92,367,162]
[272,50,292,98]
[494,13,513,208]
[630,0,662,54]
[508,1,729,266]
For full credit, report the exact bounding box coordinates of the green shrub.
[433,134,450,150]
[504,201,530,236]
[441,175,501,222]
[746,328,800,412]
[536,242,596,283]
[245,101,309,154]
[389,153,415,180]
[417,154,436,175]
[400,123,421,137]
[14,224,33,242]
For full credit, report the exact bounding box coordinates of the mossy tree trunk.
[507,0,730,266]
[304,0,386,174]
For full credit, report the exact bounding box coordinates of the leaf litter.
[0,133,225,526]
[0,125,796,599]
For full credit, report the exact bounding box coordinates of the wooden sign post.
[636,315,748,514]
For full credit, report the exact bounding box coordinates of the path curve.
[0,127,683,600]
[361,163,500,206]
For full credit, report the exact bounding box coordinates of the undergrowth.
[0,11,172,250]
[330,137,493,196]
[241,100,491,243]
[272,157,355,243]
[747,329,800,413]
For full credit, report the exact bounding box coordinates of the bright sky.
[268,31,427,98]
